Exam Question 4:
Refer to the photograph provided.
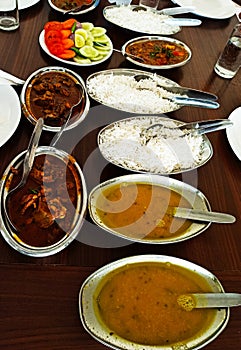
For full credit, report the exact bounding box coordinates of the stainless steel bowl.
[20,66,90,132]
[122,36,192,69]
[88,174,211,244]
[47,0,100,14]
[0,146,87,257]
[79,254,229,350]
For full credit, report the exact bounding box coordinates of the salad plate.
[19,0,40,10]
[171,0,236,19]
[226,106,241,161]
[103,5,181,35]
[0,85,21,147]
[39,29,113,67]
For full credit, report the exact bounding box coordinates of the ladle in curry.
[177,293,241,311]
[4,118,44,231]
[51,84,85,147]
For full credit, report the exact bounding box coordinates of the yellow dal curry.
[96,262,216,346]
[95,183,193,240]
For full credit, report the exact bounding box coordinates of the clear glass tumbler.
[214,24,241,79]
[0,0,19,31]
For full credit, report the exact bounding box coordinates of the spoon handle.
[172,207,236,223]
[172,96,219,109]
[159,6,196,16]
[163,18,202,26]
[179,293,241,309]
[21,118,44,185]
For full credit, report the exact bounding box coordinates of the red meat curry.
[7,154,82,247]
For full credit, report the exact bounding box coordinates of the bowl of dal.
[88,174,211,244]
[79,254,229,350]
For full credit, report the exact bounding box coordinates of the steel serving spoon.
[132,5,196,16]
[4,118,44,231]
[177,293,241,311]
[141,119,233,142]
[134,74,218,101]
[51,84,85,147]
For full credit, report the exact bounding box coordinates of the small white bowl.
[20,66,90,132]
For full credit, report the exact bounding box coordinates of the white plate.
[171,0,236,19]
[226,106,241,161]
[103,5,181,35]
[0,85,21,147]
[39,30,113,67]
[19,0,40,10]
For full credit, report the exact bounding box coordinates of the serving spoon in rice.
[140,119,233,144]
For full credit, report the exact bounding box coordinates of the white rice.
[87,74,180,114]
[98,117,207,174]
[104,6,180,35]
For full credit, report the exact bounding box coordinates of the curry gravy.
[96,262,216,346]
[95,183,192,240]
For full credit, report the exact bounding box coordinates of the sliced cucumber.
[75,28,88,41]
[73,56,92,64]
[79,45,99,58]
[91,55,104,61]
[91,27,106,37]
[94,41,111,51]
[93,34,110,44]
[85,37,93,46]
[75,34,85,48]
[94,49,110,56]
[81,22,94,31]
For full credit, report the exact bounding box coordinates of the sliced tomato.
[60,29,71,39]
[62,38,75,49]
[58,49,76,59]
[48,43,65,56]
[45,29,62,46]
[62,18,77,30]
[44,21,63,32]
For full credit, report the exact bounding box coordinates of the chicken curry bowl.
[20,66,89,132]
[0,146,87,256]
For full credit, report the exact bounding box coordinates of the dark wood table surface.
[0,1,240,349]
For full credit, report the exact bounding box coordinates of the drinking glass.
[0,0,19,31]
[214,24,241,79]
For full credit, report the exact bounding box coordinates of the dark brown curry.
[125,39,189,66]
[7,154,81,247]
[51,0,93,11]
[25,71,84,127]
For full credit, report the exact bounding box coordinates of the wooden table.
[0,1,240,349]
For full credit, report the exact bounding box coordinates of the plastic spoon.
[177,293,241,311]
[132,5,196,16]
